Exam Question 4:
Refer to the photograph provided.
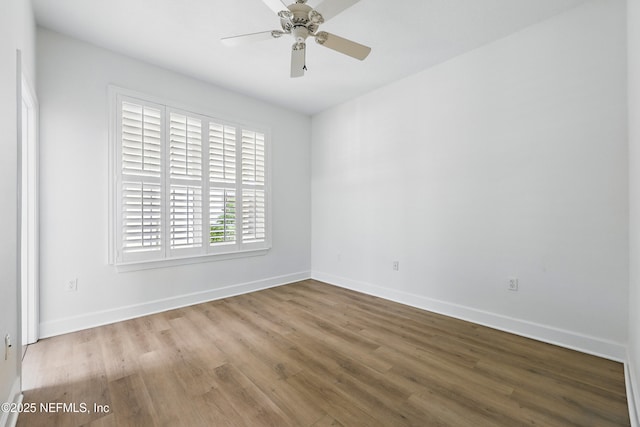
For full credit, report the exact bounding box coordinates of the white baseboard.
[0,377,22,427]
[311,271,627,362]
[627,352,640,427]
[39,271,311,338]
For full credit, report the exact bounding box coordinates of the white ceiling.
[32,0,587,115]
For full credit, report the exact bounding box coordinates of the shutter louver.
[170,185,202,249]
[242,189,265,243]
[169,113,202,180]
[122,181,162,253]
[210,188,236,245]
[209,123,236,183]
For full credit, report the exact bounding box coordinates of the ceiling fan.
[221,0,371,78]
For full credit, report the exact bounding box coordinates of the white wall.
[37,29,311,337]
[311,0,628,360]
[0,0,36,424]
[628,0,640,422]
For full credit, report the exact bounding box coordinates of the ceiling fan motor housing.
[279,2,322,42]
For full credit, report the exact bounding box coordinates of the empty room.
[1,0,640,425]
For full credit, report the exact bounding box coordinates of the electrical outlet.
[393,261,399,271]
[508,277,519,291]
[65,278,78,292]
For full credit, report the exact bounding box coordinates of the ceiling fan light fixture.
[314,31,328,45]
[308,10,325,25]
[292,25,310,42]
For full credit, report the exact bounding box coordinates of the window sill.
[114,248,270,272]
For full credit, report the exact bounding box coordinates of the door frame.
[19,65,39,349]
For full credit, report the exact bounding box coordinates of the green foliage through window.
[210,200,236,243]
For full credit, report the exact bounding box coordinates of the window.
[109,88,270,267]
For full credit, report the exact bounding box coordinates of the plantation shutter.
[169,112,203,252]
[209,122,237,248]
[112,88,270,266]
[209,123,236,183]
[241,130,265,185]
[122,182,162,253]
[118,100,164,261]
[122,102,162,177]
[241,130,266,245]
[242,188,265,243]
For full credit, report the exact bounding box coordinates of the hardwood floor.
[19,280,630,426]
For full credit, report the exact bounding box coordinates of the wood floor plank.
[249,292,394,374]
[136,349,209,426]
[475,358,629,418]
[261,379,327,426]
[97,322,140,383]
[285,370,384,427]
[211,363,294,427]
[18,280,630,426]
[106,373,159,427]
[311,414,346,427]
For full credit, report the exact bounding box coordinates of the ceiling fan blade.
[221,30,280,46]
[315,31,371,60]
[291,43,306,78]
[313,0,361,22]
[261,0,289,14]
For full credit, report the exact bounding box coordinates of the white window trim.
[108,86,272,271]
